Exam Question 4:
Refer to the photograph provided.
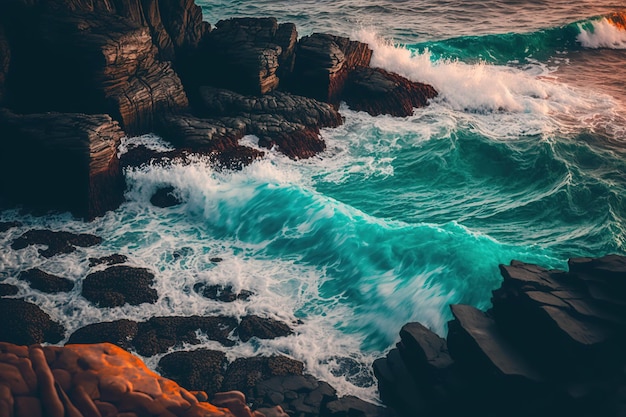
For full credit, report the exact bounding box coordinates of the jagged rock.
[82,265,158,307]
[67,319,139,350]
[18,268,74,293]
[236,315,293,342]
[11,229,102,257]
[287,33,372,104]
[88,253,128,267]
[132,315,238,356]
[343,67,438,117]
[0,220,20,233]
[200,17,297,95]
[0,298,65,345]
[0,283,18,296]
[193,283,254,302]
[0,111,125,219]
[158,349,227,395]
[150,185,183,207]
[3,7,188,134]
[0,342,239,417]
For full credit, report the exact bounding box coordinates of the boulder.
[0,111,125,219]
[82,265,158,307]
[158,349,227,395]
[67,319,139,350]
[150,185,183,207]
[0,298,65,345]
[11,229,102,257]
[88,253,129,267]
[222,356,304,398]
[287,33,372,104]
[200,17,297,95]
[18,268,74,293]
[193,283,254,302]
[0,283,18,296]
[236,315,293,342]
[343,67,438,117]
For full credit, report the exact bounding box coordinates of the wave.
[577,12,626,49]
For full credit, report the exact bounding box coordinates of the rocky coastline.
[0,1,623,417]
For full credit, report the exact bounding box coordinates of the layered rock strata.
[374,254,626,417]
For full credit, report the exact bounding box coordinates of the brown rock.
[30,346,65,417]
[343,67,438,117]
[14,396,43,417]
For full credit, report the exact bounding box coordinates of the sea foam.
[577,17,626,49]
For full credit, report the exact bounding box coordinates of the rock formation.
[374,254,626,417]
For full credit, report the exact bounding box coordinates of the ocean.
[1,0,626,403]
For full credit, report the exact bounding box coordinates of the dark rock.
[67,319,139,351]
[324,395,393,417]
[193,283,254,302]
[210,257,223,263]
[82,265,157,307]
[0,298,65,344]
[133,315,238,356]
[0,25,9,105]
[287,33,372,104]
[0,111,125,219]
[236,315,293,342]
[150,185,182,207]
[88,253,128,267]
[0,221,20,233]
[11,229,102,257]
[158,349,227,395]
[223,356,304,398]
[18,268,74,293]
[200,17,296,95]
[343,67,438,117]
[0,283,18,296]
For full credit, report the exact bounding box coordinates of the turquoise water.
[1,2,626,402]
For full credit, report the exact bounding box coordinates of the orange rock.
[55,381,85,417]
[29,346,65,417]
[191,390,209,402]
[99,374,132,402]
[14,396,43,417]
[0,343,28,358]
[52,368,72,392]
[117,390,169,415]
[15,358,37,394]
[94,400,119,417]
[0,384,14,417]
[70,385,103,417]
[72,369,101,399]
[0,362,30,396]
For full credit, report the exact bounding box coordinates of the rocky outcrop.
[0,111,125,219]
[193,283,254,302]
[0,298,65,345]
[0,342,242,417]
[88,253,129,267]
[11,229,102,257]
[199,18,297,95]
[374,254,626,417]
[82,265,158,307]
[236,315,293,342]
[0,283,18,296]
[287,33,373,105]
[343,67,438,117]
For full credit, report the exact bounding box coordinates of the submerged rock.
[88,253,128,267]
[18,268,74,293]
[150,185,183,207]
[193,283,254,302]
[11,229,102,257]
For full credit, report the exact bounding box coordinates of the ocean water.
[1,0,626,403]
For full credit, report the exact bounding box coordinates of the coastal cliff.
[0,0,437,219]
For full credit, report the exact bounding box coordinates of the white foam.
[118,133,174,157]
[352,28,621,136]
[577,18,626,49]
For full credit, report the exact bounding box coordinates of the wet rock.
[324,395,393,417]
[158,349,227,395]
[82,265,157,307]
[343,67,438,117]
[18,268,74,293]
[287,33,372,104]
[0,298,65,345]
[0,220,20,233]
[132,315,238,356]
[88,253,128,267]
[11,229,102,258]
[236,315,293,342]
[150,185,183,207]
[67,319,139,351]
[222,356,304,397]
[0,283,18,296]
[193,283,254,302]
